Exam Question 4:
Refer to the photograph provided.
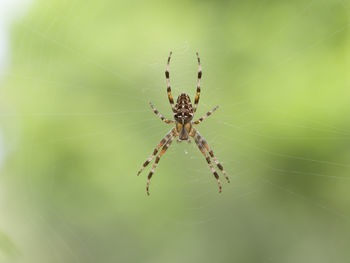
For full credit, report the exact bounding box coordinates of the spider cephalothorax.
[137,52,230,195]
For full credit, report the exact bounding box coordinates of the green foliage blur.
[1,0,350,262]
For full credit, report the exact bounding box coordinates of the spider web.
[1,0,350,262]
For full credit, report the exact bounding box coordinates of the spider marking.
[137,52,230,195]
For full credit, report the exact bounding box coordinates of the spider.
[137,52,230,195]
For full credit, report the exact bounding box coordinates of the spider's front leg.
[137,128,175,176]
[193,130,230,183]
[146,135,175,195]
[193,136,222,193]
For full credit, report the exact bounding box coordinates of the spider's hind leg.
[193,52,202,113]
[165,51,176,112]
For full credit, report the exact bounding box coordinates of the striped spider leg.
[137,128,175,177]
[191,129,230,184]
[137,127,176,195]
[193,133,222,192]
[137,52,229,195]
[193,52,202,113]
[192,105,219,124]
[146,133,175,195]
[149,102,175,124]
[165,51,176,112]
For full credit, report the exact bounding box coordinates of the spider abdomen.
[174,93,193,124]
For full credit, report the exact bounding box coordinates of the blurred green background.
[1,0,350,262]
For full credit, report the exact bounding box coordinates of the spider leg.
[192,106,219,125]
[149,102,175,124]
[193,136,222,193]
[193,52,202,113]
[137,128,175,176]
[146,135,175,195]
[194,130,230,183]
[165,51,176,112]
